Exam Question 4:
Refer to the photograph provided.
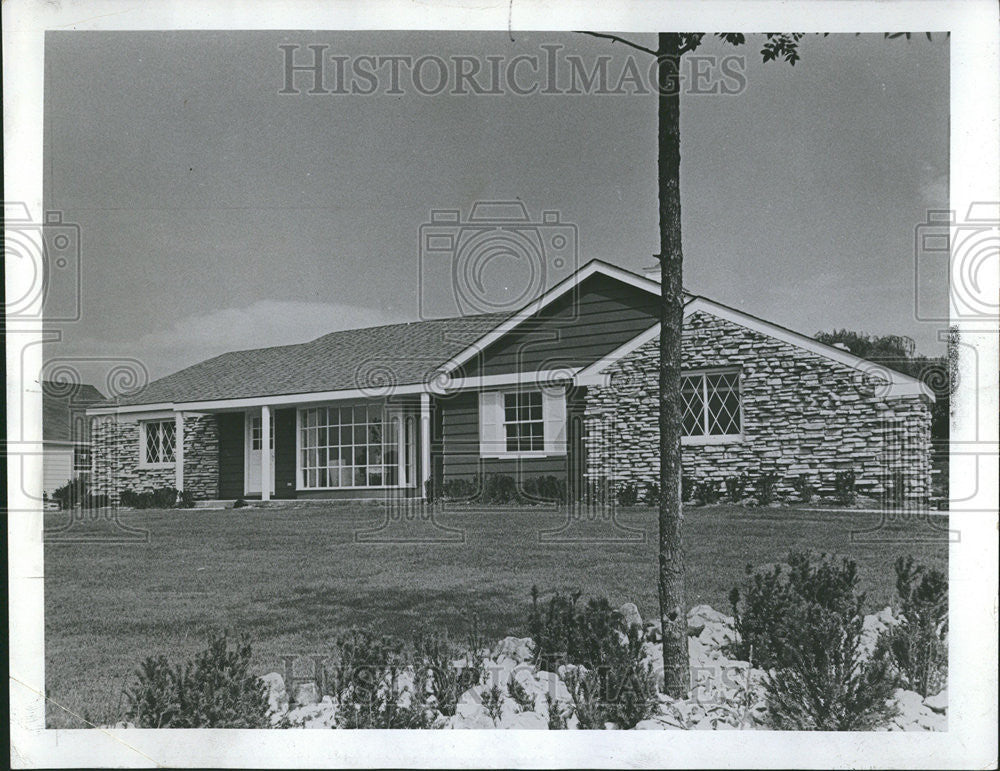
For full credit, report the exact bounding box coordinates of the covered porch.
[173,394,432,502]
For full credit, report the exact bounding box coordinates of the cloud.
[47,300,407,387]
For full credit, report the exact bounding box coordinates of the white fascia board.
[84,370,580,415]
[575,322,661,384]
[86,402,174,416]
[573,299,935,402]
[438,259,661,376]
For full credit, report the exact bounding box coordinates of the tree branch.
[575,31,659,57]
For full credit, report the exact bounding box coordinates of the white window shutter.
[479,391,503,457]
[542,388,567,454]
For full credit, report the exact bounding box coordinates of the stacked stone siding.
[584,310,933,501]
[91,413,219,502]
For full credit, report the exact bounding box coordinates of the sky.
[42,30,949,393]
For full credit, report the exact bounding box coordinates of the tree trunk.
[656,32,688,698]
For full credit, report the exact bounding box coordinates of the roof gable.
[576,295,933,400]
[440,260,661,375]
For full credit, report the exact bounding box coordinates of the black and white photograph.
[5,1,998,768]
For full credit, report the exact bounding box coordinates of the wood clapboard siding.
[217,412,245,499]
[274,409,297,498]
[460,274,659,377]
[437,391,569,481]
[43,446,75,494]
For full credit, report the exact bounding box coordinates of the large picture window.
[681,371,742,438]
[299,404,410,489]
[503,391,544,452]
[142,420,176,465]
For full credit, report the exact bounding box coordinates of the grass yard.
[43,503,948,728]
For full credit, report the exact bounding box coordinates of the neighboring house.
[42,380,106,495]
[87,260,934,504]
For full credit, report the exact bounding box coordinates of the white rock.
[447,711,495,729]
[482,656,517,687]
[503,710,548,729]
[492,636,536,664]
[536,670,572,705]
[285,700,337,728]
[687,604,734,636]
[260,672,289,717]
[923,689,947,714]
[456,687,485,720]
[618,602,643,630]
[887,688,947,732]
[293,681,321,706]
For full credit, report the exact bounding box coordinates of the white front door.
[245,411,275,494]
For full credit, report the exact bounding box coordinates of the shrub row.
[120,487,195,509]
[50,478,197,510]
[435,474,568,504]
[684,469,861,506]
[49,477,109,510]
[123,555,945,731]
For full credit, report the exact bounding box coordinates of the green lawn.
[43,503,948,728]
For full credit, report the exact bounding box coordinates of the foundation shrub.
[124,633,269,728]
[724,474,748,503]
[754,472,780,505]
[693,479,720,506]
[792,475,817,504]
[615,481,639,507]
[833,470,856,505]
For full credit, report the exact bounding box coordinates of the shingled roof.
[105,313,510,407]
[42,381,106,441]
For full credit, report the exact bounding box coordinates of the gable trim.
[85,368,582,415]
[438,259,661,376]
[575,296,935,401]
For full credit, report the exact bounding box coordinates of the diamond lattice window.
[143,420,176,464]
[680,371,742,437]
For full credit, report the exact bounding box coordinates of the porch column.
[260,404,271,501]
[420,393,431,499]
[174,411,185,494]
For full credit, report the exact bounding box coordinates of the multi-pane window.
[299,404,406,489]
[142,420,176,464]
[73,444,91,473]
[681,371,742,437]
[250,414,274,450]
[504,391,544,452]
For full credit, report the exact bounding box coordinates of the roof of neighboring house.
[41,381,106,441]
[102,313,510,407]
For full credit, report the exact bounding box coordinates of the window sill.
[681,435,744,446]
[480,451,567,460]
[297,484,417,491]
[138,461,176,470]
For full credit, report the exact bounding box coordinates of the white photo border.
[5,0,997,768]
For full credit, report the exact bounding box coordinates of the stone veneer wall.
[584,310,933,501]
[91,414,219,502]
